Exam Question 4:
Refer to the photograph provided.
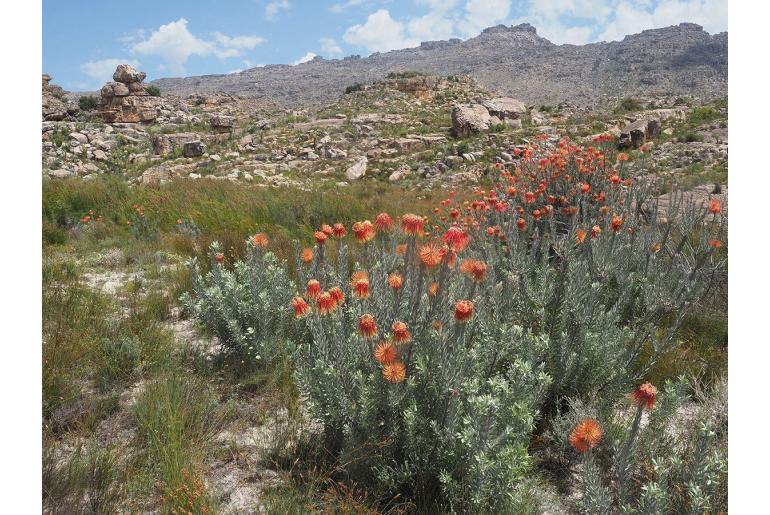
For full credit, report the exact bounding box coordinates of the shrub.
[344,83,363,94]
[146,85,161,97]
[78,95,98,111]
[181,239,297,365]
[615,97,642,113]
[456,140,470,155]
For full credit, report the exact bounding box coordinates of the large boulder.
[451,104,491,138]
[482,97,527,120]
[183,140,206,158]
[619,119,661,149]
[345,156,368,180]
[210,115,235,133]
[113,64,146,84]
[151,132,201,155]
[100,82,130,97]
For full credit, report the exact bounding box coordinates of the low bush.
[146,85,161,97]
[78,95,98,111]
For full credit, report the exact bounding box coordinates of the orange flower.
[252,233,269,247]
[351,271,370,299]
[301,247,314,264]
[631,382,657,410]
[459,259,487,282]
[524,191,536,204]
[419,243,445,268]
[316,291,337,315]
[332,223,346,238]
[454,300,474,322]
[314,231,328,245]
[291,297,310,317]
[395,244,407,256]
[580,183,591,194]
[516,218,528,232]
[444,226,469,251]
[392,321,411,343]
[401,214,424,235]
[375,212,394,232]
[429,282,439,296]
[617,152,629,162]
[651,242,662,253]
[590,225,602,240]
[81,215,91,223]
[358,314,377,340]
[569,418,603,453]
[352,220,376,243]
[321,224,334,236]
[328,286,345,306]
[576,228,587,244]
[215,253,225,264]
[388,272,404,290]
[382,360,406,383]
[708,199,722,214]
[709,239,722,249]
[374,341,398,364]
[611,215,623,233]
[432,320,442,332]
[306,279,321,299]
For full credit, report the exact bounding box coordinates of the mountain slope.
[151,23,727,107]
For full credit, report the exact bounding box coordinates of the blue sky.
[43,0,728,91]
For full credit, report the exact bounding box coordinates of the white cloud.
[407,11,455,42]
[265,0,291,20]
[129,19,265,73]
[457,0,511,36]
[598,0,727,41]
[329,0,367,13]
[293,52,317,65]
[320,37,344,57]
[80,58,141,85]
[343,9,420,53]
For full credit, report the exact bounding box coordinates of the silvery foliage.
[293,234,551,512]
[181,241,296,363]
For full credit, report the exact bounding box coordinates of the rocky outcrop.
[389,76,440,100]
[98,65,158,123]
[210,115,235,133]
[451,104,492,137]
[151,132,201,156]
[619,119,661,149]
[42,74,76,121]
[482,97,527,120]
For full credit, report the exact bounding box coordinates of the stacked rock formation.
[42,74,76,121]
[98,65,158,123]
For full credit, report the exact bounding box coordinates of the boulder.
[113,64,146,83]
[139,166,173,185]
[151,132,201,156]
[388,163,411,182]
[619,119,661,149]
[345,156,368,180]
[482,97,527,119]
[451,104,491,138]
[210,115,235,133]
[100,82,130,97]
[48,169,75,179]
[183,140,206,158]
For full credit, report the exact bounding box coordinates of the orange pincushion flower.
[402,214,424,235]
[709,239,722,248]
[314,231,328,245]
[611,215,623,233]
[328,286,345,306]
[392,321,411,343]
[358,314,377,340]
[316,291,337,315]
[215,253,225,264]
[444,226,469,251]
[332,223,346,238]
[81,215,91,223]
[382,360,406,383]
[419,243,445,268]
[569,418,603,453]
[351,271,370,299]
[306,279,321,299]
[321,224,334,236]
[352,220,376,243]
[516,218,528,232]
[708,199,722,214]
[459,259,487,282]
[590,225,602,239]
[454,300,474,322]
[374,341,398,364]
[301,247,314,264]
[631,382,657,410]
[252,233,269,248]
[429,282,439,296]
[576,228,587,244]
[388,272,404,290]
[617,152,629,162]
[291,297,310,317]
[395,244,407,256]
[375,212,394,232]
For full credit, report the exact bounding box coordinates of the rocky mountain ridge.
[151,23,727,107]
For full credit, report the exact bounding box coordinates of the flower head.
[252,233,269,248]
[215,253,225,264]
[516,218,528,232]
[314,231,328,245]
[611,215,623,233]
[321,224,334,236]
[351,271,370,299]
[292,297,310,317]
[358,314,377,340]
[392,321,411,343]
[328,286,345,306]
[459,259,487,282]
[375,212,394,232]
[590,225,602,240]
[301,247,314,264]
[576,228,587,244]
[374,341,398,364]
[316,291,337,315]
[631,382,657,410]
[388,272,404,290]
[443,226,469,251]
[708,199,722,214]
[306,279,321,299]
[709,239,722,249]
[419,243,445,268]
[352,220,376,243]
[402,214,424,236]
[382,360,406,383]
[332,223,346,238]
[454,300,474,322]
[569,418,603,453]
